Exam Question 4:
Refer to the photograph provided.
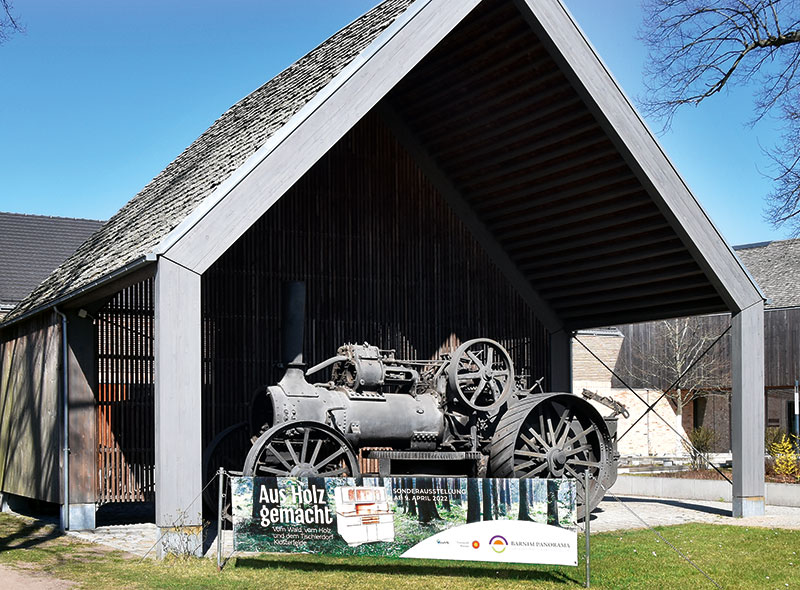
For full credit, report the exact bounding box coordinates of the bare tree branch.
[640,0,800,235]
[0,0,22,45]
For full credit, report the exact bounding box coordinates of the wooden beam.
[65,310,98,529]
[512,0,763,313]
[430,97,586,161]
[161,0,484,273]
[731,302,766,516]
[380,103,563,333]
[154,256,202,555]
[549,330,572,392]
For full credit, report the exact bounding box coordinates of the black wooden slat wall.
[201,112,550,445]
[93,112,551,502]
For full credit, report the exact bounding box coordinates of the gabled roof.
[4,0,763,331]
[0,212,103,310]
[4,0,414,323]
[735,239,800,309]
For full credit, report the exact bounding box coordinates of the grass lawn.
[0,513,797,589]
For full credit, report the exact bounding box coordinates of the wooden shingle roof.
[4,0,413,323]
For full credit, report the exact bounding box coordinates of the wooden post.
[731,301,765,517]
[550,330,572,392]
[154,257,203,556]
[65,310,98,530]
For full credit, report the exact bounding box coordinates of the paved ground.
[58,494,800,560]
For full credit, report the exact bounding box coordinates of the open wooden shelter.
[0,0,766,554]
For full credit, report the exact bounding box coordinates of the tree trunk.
[415,478,440,524]
[519,480,531,521]
[482,479,493,521]
[546,480,560,527]
[675,388,685,456]
[467,479,481,523]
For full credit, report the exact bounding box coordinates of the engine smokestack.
[282,281,306,367]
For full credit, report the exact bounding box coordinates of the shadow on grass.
[0,518,64,553]
[235,555,579,585]
[609,496,730,517]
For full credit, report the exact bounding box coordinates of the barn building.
[0,0,766,554]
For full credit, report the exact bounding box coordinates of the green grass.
[0,513,797,589]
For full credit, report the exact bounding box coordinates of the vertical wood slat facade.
[0,312,61,503]
[96,279,154,504]
[90,112,553,503]
[200,112,551,454]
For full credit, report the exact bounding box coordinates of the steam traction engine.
[228,338,619,515]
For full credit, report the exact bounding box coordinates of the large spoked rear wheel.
[489,393,615,520]
[202,421,250,522]
[242,421,360,478]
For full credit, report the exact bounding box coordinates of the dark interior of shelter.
[94,112,551,512]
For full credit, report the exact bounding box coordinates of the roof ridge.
[0,211,104,224]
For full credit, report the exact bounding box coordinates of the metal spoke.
[564,444,593,457]
[564,464,582,481]
[514,458,543,472]
[467,350,484,371]
[519,462,549,478]
[461,371,482,380]
[309,439,323,466]
[553,408,572,445]
[469,379,487,401]
[486,347,494,369]
[515,449,547,459]
[258,465,290,476]
[300,428,310,463]
[564,424,597,448]
[546,416,556,446]
[524,425,550,450]
[313,446,347,470]
[568,459,602,468]
[285,438,300,465]
[318,467,348,477]
[489,379,501,399]
[267,444,293,471]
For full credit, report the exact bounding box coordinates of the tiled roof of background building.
[0,212,103,309]
[735,239,800,309]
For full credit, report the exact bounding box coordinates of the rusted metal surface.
[96,278,155,503]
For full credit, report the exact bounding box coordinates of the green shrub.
[683,427,718,470]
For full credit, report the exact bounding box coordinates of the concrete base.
[62,503,96,531]
[733,496,765,518]
[156,526,204,558]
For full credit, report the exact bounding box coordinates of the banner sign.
[231,476,577,566]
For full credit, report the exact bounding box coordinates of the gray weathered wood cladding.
[0,312,61,503]
[96,279,155,503]
[200,111,550,449]
[614,308,800,391]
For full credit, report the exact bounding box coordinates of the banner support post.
[584,470,590,588]
[217,467,225,572]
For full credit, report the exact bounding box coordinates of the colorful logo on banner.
[490,535,508,553]
[230,476,577,566]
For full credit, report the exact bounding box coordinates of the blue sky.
[0,0,790,246]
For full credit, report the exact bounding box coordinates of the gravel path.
[0,563,75,590]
